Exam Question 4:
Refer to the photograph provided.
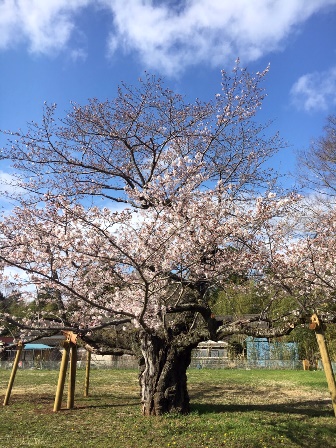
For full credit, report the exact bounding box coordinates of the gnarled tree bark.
[139,332,194,415]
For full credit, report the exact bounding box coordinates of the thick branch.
[216,313,307,339]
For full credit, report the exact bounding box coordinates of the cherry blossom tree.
[0,63,307,415]
[1,62,278,207]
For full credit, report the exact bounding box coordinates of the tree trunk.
[139,333,193,416]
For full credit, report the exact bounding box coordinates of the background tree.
[0,290,29,337]
[297,115,336,196]
[250,196,336,329]
[213,280,271,317]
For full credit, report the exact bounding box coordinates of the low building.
[191,340,229,368]
[5,342,62,368]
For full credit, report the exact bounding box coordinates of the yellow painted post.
[53,341,70,412]
[3,341,24,406]
[84,350,91,397]
[310,314,336,417]
[67,342,77,409]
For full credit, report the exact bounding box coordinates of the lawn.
[0,368,335,448]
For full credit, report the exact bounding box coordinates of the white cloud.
[0,0,90,54]
[102,0,336,75]
[290,66,336,112]
[0,0,336,73]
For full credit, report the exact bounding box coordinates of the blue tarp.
[246,337,299,367]
[24,344,53,350]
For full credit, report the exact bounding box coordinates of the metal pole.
[3,341,24,406]
[84,350,91,397]
[67,342,77,409]
[53,341,70,412]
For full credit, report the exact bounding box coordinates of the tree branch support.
[84,350,91,397]
[3,341,23,406]
[53,331,78,412]
[310,313,336,417]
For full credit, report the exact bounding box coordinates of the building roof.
[198,340,228,347]
[23,343,53,350]
[0,337,14,344]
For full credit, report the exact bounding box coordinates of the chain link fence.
[189,357,303,370]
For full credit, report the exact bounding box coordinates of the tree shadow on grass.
[75,397,140,411]
[191,400,333,417]
[190,401,336,448]
[189,384,334,417]
[8,392,140,413]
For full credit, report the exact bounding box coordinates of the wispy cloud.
[290,66,336,112]
[0,171,24,211]
[0,0,90,54]
[70,47,88,62]
[0,170,17,194]
[0,0,336,73]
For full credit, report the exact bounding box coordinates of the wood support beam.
[67,343,77,409]
[53,341,70,412]
[84,350,91,397]
[3,341,23,406]
[310,314,336,417]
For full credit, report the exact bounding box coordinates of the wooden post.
[67,343,77,409]
[84,350,91,397]
[3,341,24,406]
[310,314,336,417]
[302,359,310,371]
[53,341,70,412]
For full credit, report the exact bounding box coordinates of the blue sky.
[0,0,336,199]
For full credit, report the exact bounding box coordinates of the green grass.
[0,368,335,448]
